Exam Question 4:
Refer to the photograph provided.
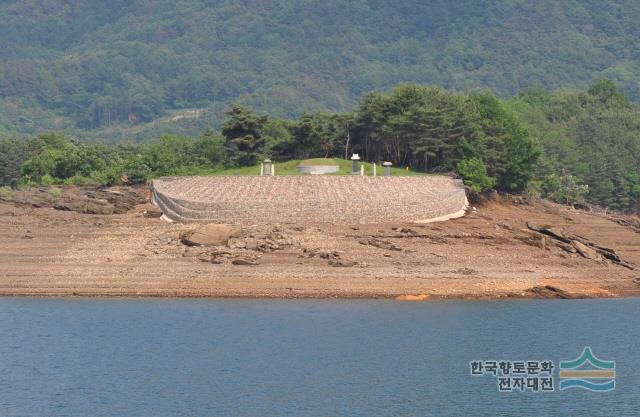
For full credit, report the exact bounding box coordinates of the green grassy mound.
[203,158,424,176]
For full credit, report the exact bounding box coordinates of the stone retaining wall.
[151,176,468,224]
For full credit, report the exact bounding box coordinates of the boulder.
[526,223,572,243]
[526,285,587,299]
[328,259,357,267]
[197,248,232,264]
[182,247,209,257]
[527,222,634,269]
[84,200,115,215]
[54,198,113,215]
[571,240,601,261]
[231,257,259,266]
[244,238,260,251]
[88,189,147,213]
[319,250,340,259]
[359,238,401,251]
[556,241,577,253]
[53,203,73,211]
[180,224,241,247]
[143,208,163,218]
[230,229,294,252]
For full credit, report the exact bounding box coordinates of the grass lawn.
[178,158,426,176]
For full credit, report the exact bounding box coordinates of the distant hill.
[2,0,640,141]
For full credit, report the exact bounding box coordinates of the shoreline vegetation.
[2,82,639,214]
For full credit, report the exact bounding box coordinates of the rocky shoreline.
[1,186,639,300]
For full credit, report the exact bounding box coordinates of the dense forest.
[1,0,640,140]
[2,81,640,213]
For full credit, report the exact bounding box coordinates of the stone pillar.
[261,159,272,176]
[351,153,361,174]
[373,163,377,177]
[383,161,392,176]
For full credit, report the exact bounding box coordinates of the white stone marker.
[261,159,272,176]
[351,153,361,173]
[383,161,392,176]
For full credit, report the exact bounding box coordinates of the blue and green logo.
[559,347,615,392]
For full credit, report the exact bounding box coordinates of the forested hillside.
[1,0,640,139]
[3,82,640,213]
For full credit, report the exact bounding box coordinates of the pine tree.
[221,105,268,167]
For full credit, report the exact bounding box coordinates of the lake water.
[0,298,638,416]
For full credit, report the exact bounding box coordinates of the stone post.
[383,161,392,176]
[261,159,272,176]
[351,153,361,174]
[373,163,377,177]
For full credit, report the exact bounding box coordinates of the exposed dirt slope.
[0,187,638,299]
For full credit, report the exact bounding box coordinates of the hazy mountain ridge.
[1,0,639,140]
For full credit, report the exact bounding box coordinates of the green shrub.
[63,175,98,186]
[40,174,57,186]
[541,173,589,205]
[121,158,151,184]
[0,186,15,200]
[457,158,496,192]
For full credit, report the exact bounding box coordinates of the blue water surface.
[0,298,638,416]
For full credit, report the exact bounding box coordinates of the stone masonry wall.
[151,176,468,224]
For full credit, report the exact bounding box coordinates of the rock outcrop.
[0,186,147,215]
[180,224,242,247]
[527,222,634,269]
